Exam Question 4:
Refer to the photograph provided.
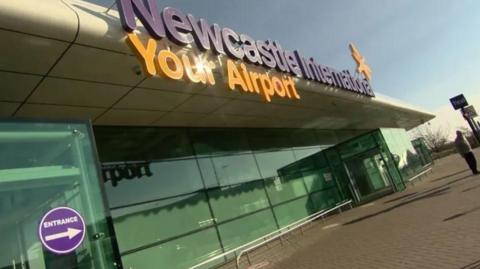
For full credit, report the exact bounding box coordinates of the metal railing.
[189,200,353,269]
[407,166,433,183]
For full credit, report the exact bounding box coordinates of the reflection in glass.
[265,176,308,206]
[93,126,347,268]
[190,128,251,156]
[217,210,277,251]
[211,154,261,186]
[104,158,203,208]
[111,193,213,253]
[254,150,296,178]
[0,122,118,269]
[208,181,270,222]
[273,197,312,228]
[121,228,223,269]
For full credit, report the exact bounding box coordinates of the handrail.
[235,200,352,267]
[407,166,433,182]
[188,199,352,269]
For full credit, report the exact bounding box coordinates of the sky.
[409,94,480,141]
[93,0,480,136]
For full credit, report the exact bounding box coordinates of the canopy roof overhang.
[0,0,434,130]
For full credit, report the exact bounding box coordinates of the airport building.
[0,1,434,269]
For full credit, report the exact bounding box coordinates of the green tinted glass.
[217,210,277,251]
[112,193,212,253]
[254,150,296,178]
[0,121,119,269]
[211,154,261,186]
[265,176,308,206]
[338,133,377,159]
[121,228,222,269]
[310,188,341,211]
[190,128,251,155]
[273,197,313,227]
[94,126,194,161]
[303,167,336,193]
[208,181,270,222]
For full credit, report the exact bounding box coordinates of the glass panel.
[254,150,296,178]
[273,197,312,228]
[374,154,393,187]
[345,152,391,198]
[381,152,405,191]
[264,176,308,206]
[120,228,223,269]
[208,181,270,223]
[381,129,426,180]
[363,156,386,190]
[293,147,323,161]
[0,121,118,269]
[246,129,292,151]
[310,188,342,211]
[189,128,251,156]
[197,157,219,188]
[111,192,213,253]
[210,154,261,186]
[303,167,336,193]
[94,127,194,162]
[217,210,277,251]
[337,133,377,159]
[346,160,369,197]
[380,128,424,181]
[412,138,433,166]
[373,131,405,191]
[324,148,353,201]
[104,159,204,208]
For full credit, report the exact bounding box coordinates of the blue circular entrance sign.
[38,207,86,254]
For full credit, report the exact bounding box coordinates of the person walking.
[455,130,478,175]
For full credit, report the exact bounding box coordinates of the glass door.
[0,121,121,269]
[344,150,393,201]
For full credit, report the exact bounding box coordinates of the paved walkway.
[244,148,480,269]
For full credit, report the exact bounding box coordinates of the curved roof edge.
[0,0,435,129]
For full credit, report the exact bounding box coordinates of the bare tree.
[412,124,449,153]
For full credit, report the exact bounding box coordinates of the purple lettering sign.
[117,0,375,97]
[38,207,86,254]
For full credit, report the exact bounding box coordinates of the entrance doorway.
[0,121,121,269]
[344,149,394,202]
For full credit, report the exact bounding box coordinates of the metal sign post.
[450,94,480,144]
[456,102,480,144]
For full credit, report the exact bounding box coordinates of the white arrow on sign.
[45,228,82,242]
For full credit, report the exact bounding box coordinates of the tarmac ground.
[236,148,480,269]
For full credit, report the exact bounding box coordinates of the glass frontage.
[90,126,431,268]
[412,138,433,167]
[93,127,349,269]
[308,129,411,203]
[0,121,119,269]
[344,150,392,200]
[381,129,432,180]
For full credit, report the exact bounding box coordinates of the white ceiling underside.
[0,0,434,130]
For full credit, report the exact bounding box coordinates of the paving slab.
[238,148,480,269]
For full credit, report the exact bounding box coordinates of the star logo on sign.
[349,43,372,81]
